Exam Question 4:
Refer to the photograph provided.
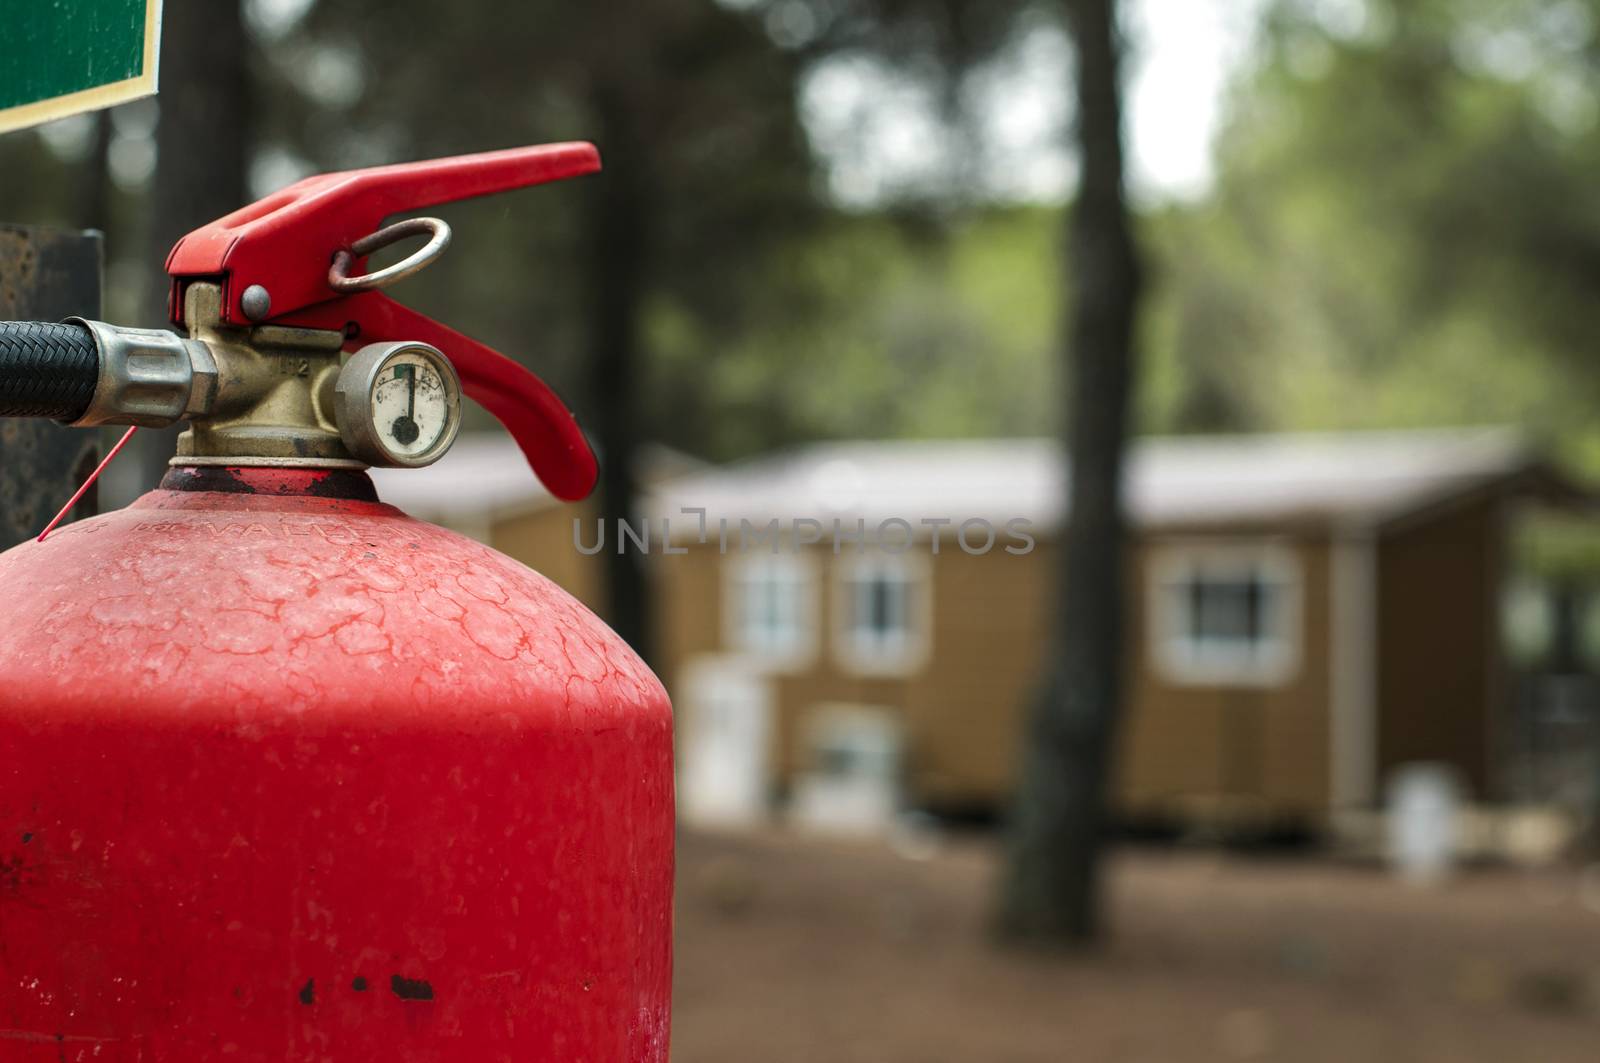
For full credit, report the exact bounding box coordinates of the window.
[804,705,901,782]
[724,555,817,668]
[834,555,930,676]
[790,704,902,835]
[1151,544,1300,686]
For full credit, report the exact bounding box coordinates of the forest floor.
[671,829,1600,1062]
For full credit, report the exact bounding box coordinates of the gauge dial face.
[370,349,453,460]
[334,341,462,468]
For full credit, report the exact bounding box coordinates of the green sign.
[0,1,161,135]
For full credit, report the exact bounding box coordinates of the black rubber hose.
[0,321,99,421]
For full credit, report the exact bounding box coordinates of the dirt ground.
[671,830,1600,1062]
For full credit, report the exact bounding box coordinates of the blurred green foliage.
[1159,0,1600,475]
[1519,510,1600,581]
[649,207,1063,458]
[3,0,1600,473]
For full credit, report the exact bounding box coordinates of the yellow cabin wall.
[488,503,608,617]
[1375,496,1505,800]
[653,533,1338,821]
[486,506,1502,825]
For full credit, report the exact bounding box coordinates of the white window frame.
[1149,541,1302,688]
[722,553,819,670]
[832,553,932,677]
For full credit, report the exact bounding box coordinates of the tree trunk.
[151,0,251,262]
[78,112,114,237]
[136,0,252,486]
[585,84,654,662]
[997,0,1142,946]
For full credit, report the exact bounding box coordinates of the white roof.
[369,435,706,522]
[644,427,1536,533]
[370,434,558,521]
[373,427,1537,532]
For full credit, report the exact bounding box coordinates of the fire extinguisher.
[0,145,673,1060]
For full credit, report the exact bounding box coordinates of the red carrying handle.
[166,144,603,501]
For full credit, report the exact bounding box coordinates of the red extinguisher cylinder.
[0,469,675,1060]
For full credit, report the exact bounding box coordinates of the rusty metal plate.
[0,225,103,549]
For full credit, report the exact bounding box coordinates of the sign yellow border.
[0,0,163,136]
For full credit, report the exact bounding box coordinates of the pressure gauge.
[335,342,463,468]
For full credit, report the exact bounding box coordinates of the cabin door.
[679,656,774,828]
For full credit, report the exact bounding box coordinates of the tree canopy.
[1145,0,1600,473]
[3,0,1598,468]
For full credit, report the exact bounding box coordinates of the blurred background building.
[382,427,1600,850]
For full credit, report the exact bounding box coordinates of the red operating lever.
[165,143,602,501]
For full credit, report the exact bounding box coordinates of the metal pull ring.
[328,217,452,293]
